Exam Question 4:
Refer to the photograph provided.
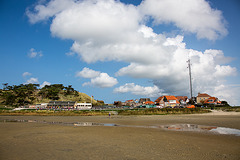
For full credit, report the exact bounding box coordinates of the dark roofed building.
[176,96,189,105]
[139,98,151,104]
[47,101,76,110]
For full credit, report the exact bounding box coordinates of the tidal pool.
[1,119,240,136]
[159,124,240,136]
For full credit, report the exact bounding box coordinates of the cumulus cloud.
[26,0,76,24]
[83,73,118,88]
[114,83,163,97]
[40,81,51,88]
[116,36,237,100]
[205,84,240,106]
[25,77,39,84]
[22,72,32,77]
[26,0,238,104]
[77,68,118,88]
[24,78,51,88]
[139,0,228,40]
[28,48,43,58]
[76,67,100,78]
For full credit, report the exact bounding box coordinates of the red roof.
[145,101,154,104]
[197,93,211,97]
[155,96,163,103]
[204,97,220,104]
[126,99,134,103]
[165,95,178,101]
[155,96,180,104]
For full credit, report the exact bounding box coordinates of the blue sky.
[0,0,240,105]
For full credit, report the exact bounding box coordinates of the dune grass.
[0,108,210,116]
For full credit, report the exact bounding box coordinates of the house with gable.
[196,93,211,104]
[155,95,180,107]
[139,98,151,104]
[176,96,189,106]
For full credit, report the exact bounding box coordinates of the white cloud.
[114,83,163,97]
[27,0,227,41]
[76,67,100,78]
[26,0,76,24]
[83,73,118,88]
[65,52,76,56]
[25,77,39,84]
[22,72,32,77]
[28,48,43,58]
[24,78,51,88]
[204,84,240,106]
[40,81,51,88]
[78,68,118,88]
[26,0,239,104]
[116,36,237,101]
[140,0,228,40]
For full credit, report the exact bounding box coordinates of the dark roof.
[176,96,188,101]
[48,101,76,106]
[139,98,151,103]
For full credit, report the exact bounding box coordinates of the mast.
[187,59,193,99]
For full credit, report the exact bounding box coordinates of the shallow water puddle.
[159,124,240,136]
[1,119,240,136]
[73,122,117,127]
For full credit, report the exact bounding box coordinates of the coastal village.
[24,93,222,110]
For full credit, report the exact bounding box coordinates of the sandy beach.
[0,111,239,160]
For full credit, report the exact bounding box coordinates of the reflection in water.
[158,124,240,136]
[1,119,240,136]
[210,127,240,136]
[160,124,217,131]
[74,122,116,127]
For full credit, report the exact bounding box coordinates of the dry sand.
[0,111,239,160]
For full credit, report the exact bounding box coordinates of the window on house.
[169,100,176,103]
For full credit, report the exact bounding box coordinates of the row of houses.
[26,93,221,110]
[117,93,221,108]
[155,93,221,107]
[114,98,151,108]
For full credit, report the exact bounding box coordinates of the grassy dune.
[0,108,210,116]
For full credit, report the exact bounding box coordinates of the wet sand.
[0,112,239,160]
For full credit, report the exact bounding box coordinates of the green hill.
[37,92,97,104]
[0,84,100,107]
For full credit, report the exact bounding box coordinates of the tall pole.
[187,59,193,99]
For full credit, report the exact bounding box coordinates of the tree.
[187,98,195,105]
[2,83,8,90]
[114,101,122,107]
[3,91,16,105]
[64,85,75,95]
[221,101,230,107]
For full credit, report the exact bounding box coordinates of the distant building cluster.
[20,92,222,110]
[114,93,222,109]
